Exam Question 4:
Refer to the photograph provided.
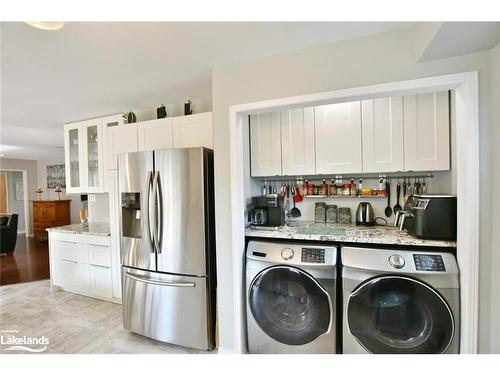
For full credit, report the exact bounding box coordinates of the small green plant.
[123,111,137,124]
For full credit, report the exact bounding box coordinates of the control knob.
[281,248,294,261]
[389,254,405,269]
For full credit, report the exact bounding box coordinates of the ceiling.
[418,22,500,61]
[0,22,413,160]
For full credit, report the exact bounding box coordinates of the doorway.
[225,72,479,353]
[0,169,48,286]
[0,170,28,234]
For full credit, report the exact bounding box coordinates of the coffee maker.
[248,194,285,229]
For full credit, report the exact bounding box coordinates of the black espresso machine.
[248,194,285,230]
[395,194,457,241]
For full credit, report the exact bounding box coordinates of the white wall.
[212,27,495,353]
[0,157,38,236]
[37,160,80,224]
[489,42,500,353]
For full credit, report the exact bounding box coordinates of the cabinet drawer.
[89,244,111,267]
[88,235,110,246]
[53,259,89,292]
[50,231,87,244]
[52,240,88,263]
[89,264,113,298]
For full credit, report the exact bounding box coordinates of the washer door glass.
[347,276,454,354]
[249,266,331,346]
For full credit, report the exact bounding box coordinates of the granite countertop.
[47,223,111,237]
[245,221,456,248]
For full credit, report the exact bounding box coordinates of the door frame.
[0,171,10,213]
[0,169,30,237]
[225,72,479,353]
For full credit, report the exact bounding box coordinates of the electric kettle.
[355,202,375,226]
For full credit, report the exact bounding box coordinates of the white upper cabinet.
[172,112,213,149]
[138,118,173,151]
[64,122,84,194]
[107,123,138,170]
[281,107,316,176]
[83,119,106,193]
[250,112,282,177]
[65,120,106,194]
[403,91,450,171]
[314,102,362,174]
[361,97,404,173]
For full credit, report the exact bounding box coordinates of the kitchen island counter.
[245,221,456,248]
[46,223,111,237]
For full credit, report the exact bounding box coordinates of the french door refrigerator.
[118,147,216,350]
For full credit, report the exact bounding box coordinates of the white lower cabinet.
[49,232,120,303]
[89,264,113,298]
[53,259,89,293]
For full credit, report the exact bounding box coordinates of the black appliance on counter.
[395,194,457,241]
[248,195,285,229]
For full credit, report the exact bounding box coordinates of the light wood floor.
[0,280,211,354]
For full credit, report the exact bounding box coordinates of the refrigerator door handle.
[147,171,155,253]
[155,171,164,254]
[124,271,195,287]
[152,171,161,254]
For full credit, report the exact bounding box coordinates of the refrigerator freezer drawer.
[121,266,213,350]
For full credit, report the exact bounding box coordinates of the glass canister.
[326,205,338,224]
[338,207,352,224]
[314,202,327,223]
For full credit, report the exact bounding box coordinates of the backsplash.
[247,171,453,226]
[87,194,110,222]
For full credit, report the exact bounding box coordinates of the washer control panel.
[247,241,337,266]
[301,248,325,263]
[413,254,446,272]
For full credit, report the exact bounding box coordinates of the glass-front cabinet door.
[64,123,83,194]
[83,120,104,192]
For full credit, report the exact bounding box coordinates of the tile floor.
[0,280,211,354]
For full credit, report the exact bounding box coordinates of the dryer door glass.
[347,275,454,354]
[249,266,331,346]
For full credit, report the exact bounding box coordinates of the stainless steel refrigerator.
[118,147,216,350]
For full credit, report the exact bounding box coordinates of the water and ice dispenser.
[121,192,141,238]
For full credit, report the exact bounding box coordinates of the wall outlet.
[89,194,96,202]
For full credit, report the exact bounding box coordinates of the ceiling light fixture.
[25,21,65,31]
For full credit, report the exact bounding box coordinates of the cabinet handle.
[60,259,77,264]
[91,264,110,269]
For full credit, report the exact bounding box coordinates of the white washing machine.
[246,240,337,354]
[342,246,460,354]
